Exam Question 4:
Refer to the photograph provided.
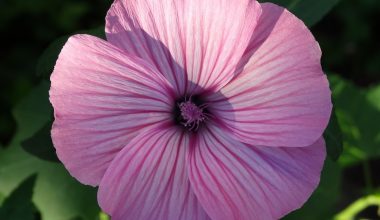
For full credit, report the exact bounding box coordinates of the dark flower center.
[173,95,210,131]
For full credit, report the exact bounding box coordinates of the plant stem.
[363,159,374,193]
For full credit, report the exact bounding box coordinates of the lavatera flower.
[50,0,332,219]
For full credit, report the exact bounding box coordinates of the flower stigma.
[176,96,209,131]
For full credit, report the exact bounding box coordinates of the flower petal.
[98,125,211,220]
[209,3,332,147]
[188,125,326,220]
[50,34,174,186]
[106,0,261,95]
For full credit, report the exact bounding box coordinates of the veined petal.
[188,124,326,220]
[106,0,261,95]
[50,34,174,186]
[209,3,332,147]
[98,125,210,220]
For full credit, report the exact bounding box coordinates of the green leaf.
[260,0,341,27]
[0,192,5,206]
[329,74,380,166]
[36,26,105,78]
[0,174,38,220]
[367,85,380,110]
[21,121,60,163]
[0,82,100,220]
[36,35,70,78]
[283,158,342,220]
[324,109,343,161]
[12,81,53,138]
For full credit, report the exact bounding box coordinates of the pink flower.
[50,0,332,219]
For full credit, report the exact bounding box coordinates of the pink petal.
[50,34,174,186]
[209,3,332,147]
[106,0,261,95]
[97,125,211,220]
[188,124,326,220]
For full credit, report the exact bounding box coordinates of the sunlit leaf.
[0,82,100,220]
[329,74,380,166]
[0,174,38,220]
[324,109,343,161]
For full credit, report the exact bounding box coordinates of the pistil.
[178,100,207,131]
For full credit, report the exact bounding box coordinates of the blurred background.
[0,0,379,219]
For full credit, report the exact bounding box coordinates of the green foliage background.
[0,0,379,219]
